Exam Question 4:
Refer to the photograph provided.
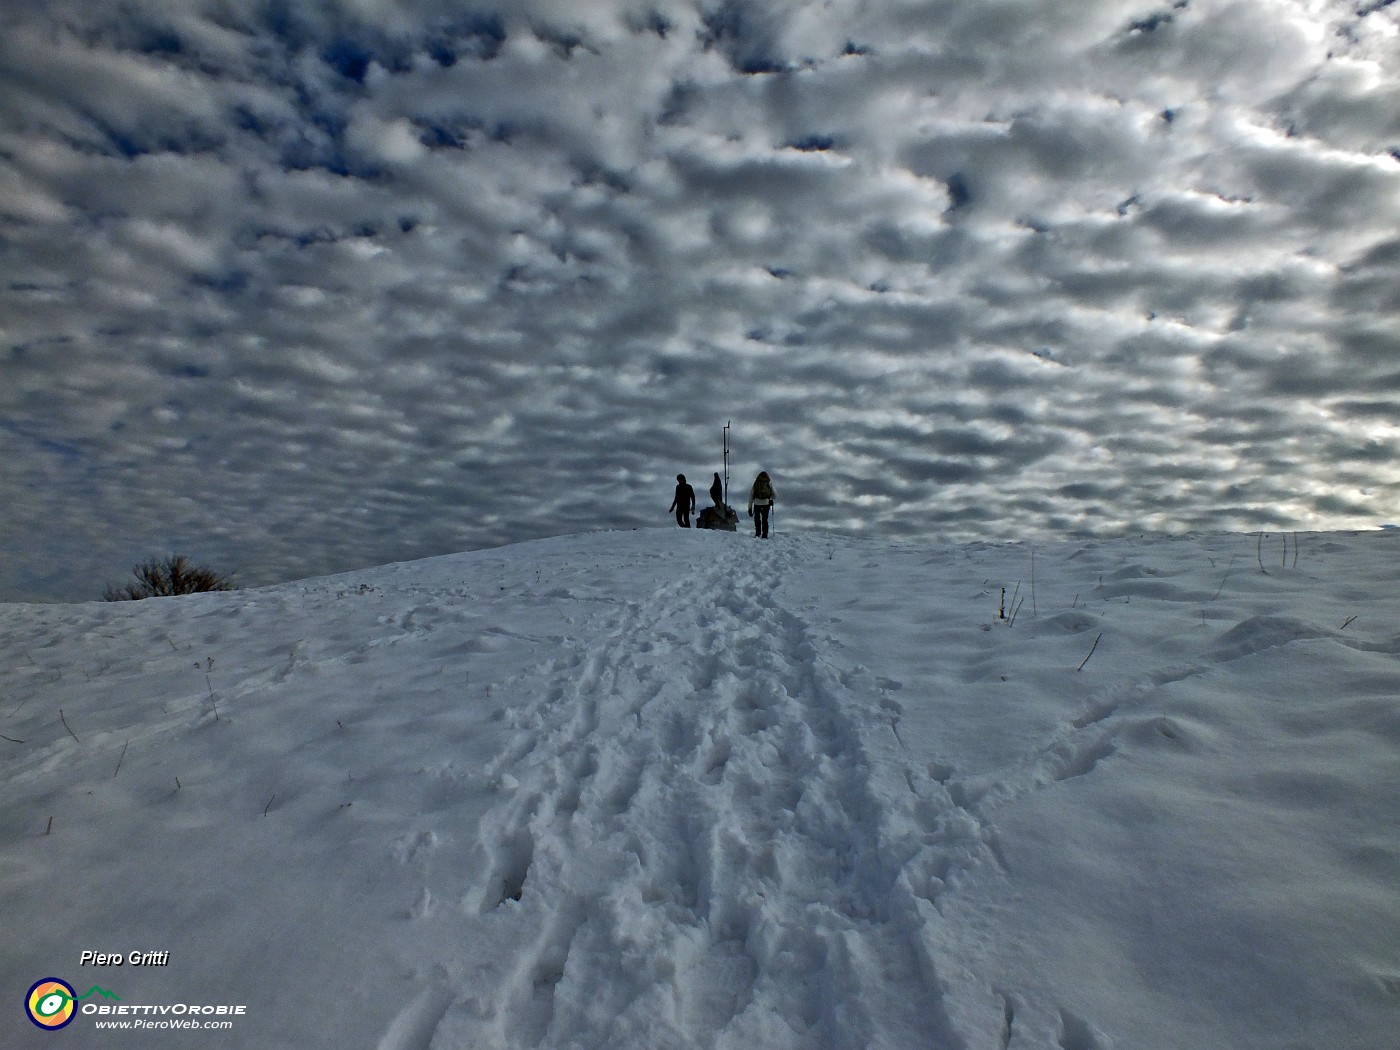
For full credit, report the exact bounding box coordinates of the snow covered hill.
[3,528,1398,1049]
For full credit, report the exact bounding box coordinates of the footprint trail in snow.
[442,538,977,1049]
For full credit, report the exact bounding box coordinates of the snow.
[3,528,1399,1049]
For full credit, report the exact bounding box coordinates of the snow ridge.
[6,528,1400,1050]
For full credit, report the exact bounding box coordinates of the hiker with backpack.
[669,474,696,527]
[747,471,774,538]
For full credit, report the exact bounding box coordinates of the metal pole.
[722,421,730,505]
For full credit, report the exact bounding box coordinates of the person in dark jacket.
[747,471,774,538]
[709,472,724,507]
[669,474,696,527]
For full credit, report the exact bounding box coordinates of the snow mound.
[2,528,1399,1049]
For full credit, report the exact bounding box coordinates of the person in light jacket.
[747,471,774,538]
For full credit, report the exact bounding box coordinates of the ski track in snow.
[416,538,978,1050]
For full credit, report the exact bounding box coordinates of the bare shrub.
[104,555,237,601]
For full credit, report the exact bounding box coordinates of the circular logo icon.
[26,978,77,1030]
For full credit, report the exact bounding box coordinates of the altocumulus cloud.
[2,0,1398,600]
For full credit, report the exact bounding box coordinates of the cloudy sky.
[2,0,1398,601]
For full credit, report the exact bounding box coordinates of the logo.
[26,979,76,1030]
[25,980,120,1031]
